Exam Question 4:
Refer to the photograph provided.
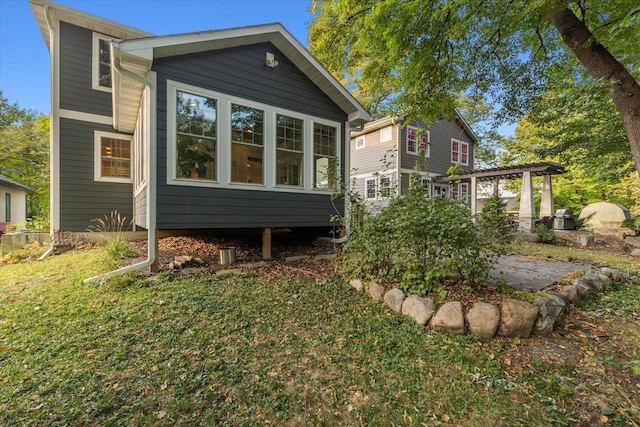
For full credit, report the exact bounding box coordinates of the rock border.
[349,267,623,339]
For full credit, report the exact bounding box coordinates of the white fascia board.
[117,23,372,125]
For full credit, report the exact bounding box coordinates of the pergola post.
[519,171,536,231]
[540,174,554,218]
[470,176,477,215]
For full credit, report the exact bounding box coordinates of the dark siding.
[153,43,347,229]
[59,22,112,116]
[59,118,133,231]
[400,119,474,177]
[134,187,147,229]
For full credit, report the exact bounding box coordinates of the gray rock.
[384,288,407,313]
[465,302,500,339]
[577,234,594,247]
[365,281,385,301]
[349,279,364,292]
[533,294,566,337]
[574,274,601,291]
[575,282,592,300]
[596,273,612,288]
[624,236,640,247]
[431,301,465,334]
[401,295,434,325]
[498,299,539,338]
[631,248,640,257]
[600,267,623,282]
[557,285,580,305]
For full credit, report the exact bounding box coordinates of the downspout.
[39,3,57,261]
[84,50,156,283]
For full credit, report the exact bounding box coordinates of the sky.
[0,0,315,115]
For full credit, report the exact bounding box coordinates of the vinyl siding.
[59,118,133,231]
[59,22,113,116]
[134,187,147,229]
[153,43,348,229]
[400,119,474,176]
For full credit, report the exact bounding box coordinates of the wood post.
[262,227,272,260]
[149,231,159,273]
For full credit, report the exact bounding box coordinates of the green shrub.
[337,175,507,296]
[533,224,557,244]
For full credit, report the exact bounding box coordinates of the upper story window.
[231,104,264,184]
[94,131,132,183]
[451,139,469,166]
[276,114,304,186]
[407,126,430,157]
[314,123,338,189]
[380,126,392,143]
[92,33,112,92]
[355,135,365,150]
[176,90,217,180]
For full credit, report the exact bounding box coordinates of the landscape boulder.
[349,279,364,292]
[576,234,594,248]
[465,302,500,339]
[499,299,539,338]
[532,294,566,337]
[600,267,623,282]
[431,301,465,334]
[401,295,434,325]
[384,288,407,313]
[365,281,386,300]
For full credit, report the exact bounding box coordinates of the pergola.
[434,162,566,231]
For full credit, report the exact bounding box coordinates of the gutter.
[84,49,157,283]
[39,2,55,261]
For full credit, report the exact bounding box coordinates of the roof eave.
[114,23,371,130]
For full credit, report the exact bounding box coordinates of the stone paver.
[489,255,589,292]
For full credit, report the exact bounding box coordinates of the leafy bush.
[533,224,557,244]
[337,176,508,296]
[476,193,513,254]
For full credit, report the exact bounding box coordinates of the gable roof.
[351,111,480,145]
[112,23,372,132]
[0,175,35,194]
[29,0,152,50]
[30,1,372,134]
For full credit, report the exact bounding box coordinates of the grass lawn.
[1,244,639,425]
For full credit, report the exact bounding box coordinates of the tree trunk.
[551,8,640,176]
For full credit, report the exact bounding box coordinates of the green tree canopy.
[0,91,49,222]
[309,0,640,174]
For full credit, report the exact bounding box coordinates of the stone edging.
[348,267,623,339]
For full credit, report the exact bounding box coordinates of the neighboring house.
[350,113,478,207]
[0,175,35,234]
[30,1,370,252]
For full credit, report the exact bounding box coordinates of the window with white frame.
[94,131,132,183]
[167,81,341,192]
[451,139,469,166]
[407,126,430,157]
[421,177,431,195]
[355,135,365,150]
[380,126,392,143]
[379,174,391,197]
[365,177,377,200]
[92,33,112,92]
[231,104,264,184]
[451,182,470,201]
[176,90,217,180]
[314,123,338,189]
[276,114,303,186]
